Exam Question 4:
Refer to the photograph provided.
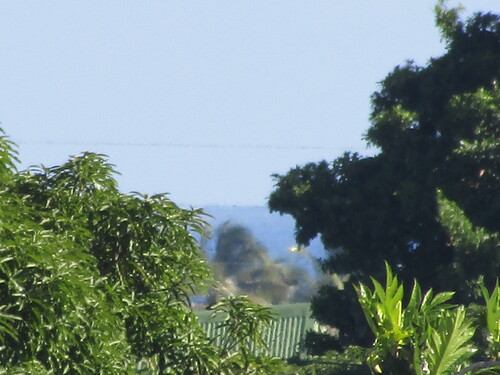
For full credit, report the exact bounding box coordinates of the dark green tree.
[269,2,500,350]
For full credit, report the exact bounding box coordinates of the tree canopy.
[0,132,284,374]
[268,2,500,349]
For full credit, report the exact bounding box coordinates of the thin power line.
[17,140,371,151]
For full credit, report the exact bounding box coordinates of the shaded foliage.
[285,346,371,375]
[269,3,500,350]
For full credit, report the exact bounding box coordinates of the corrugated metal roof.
[196,303,316,359]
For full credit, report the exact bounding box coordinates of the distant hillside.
[201,206,327,264]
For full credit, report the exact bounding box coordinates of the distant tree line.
[204,221,319,306]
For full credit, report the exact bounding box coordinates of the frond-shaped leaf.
[358,263,408,344]
[356,282,378,336]
[480,281,500,342]
[425,307,475,375]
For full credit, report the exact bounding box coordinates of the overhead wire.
[17,140,371,152]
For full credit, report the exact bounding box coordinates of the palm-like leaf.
[480,282,500,341]
[480,281,500,359]
[357,264,476,375]
[357,262,408,343]
[424,307,475,375]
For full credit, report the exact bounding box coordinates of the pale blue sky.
[2,1,499,206]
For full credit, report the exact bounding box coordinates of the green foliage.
[210,296,276,356]
[0,129,284,374]
[356,263,464,375]
[285,346,371,375]
[209,296,285,374]
[435,0,464,42]
[198,302,315,363]
[480,281,500,359]
[0,165,131,373]
[356,264,500,375]
[269,3,500,351]
[424,308,475,375]
[356,263,409,347]
[437,192,499,301]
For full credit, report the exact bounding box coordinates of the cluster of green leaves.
[0,130,285,374]
[136,295,285,375]
[437,192,500,302]
[208,296,285,374]
[268,2,500,351]
[480,282,500,360]
[356,263,499,375]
